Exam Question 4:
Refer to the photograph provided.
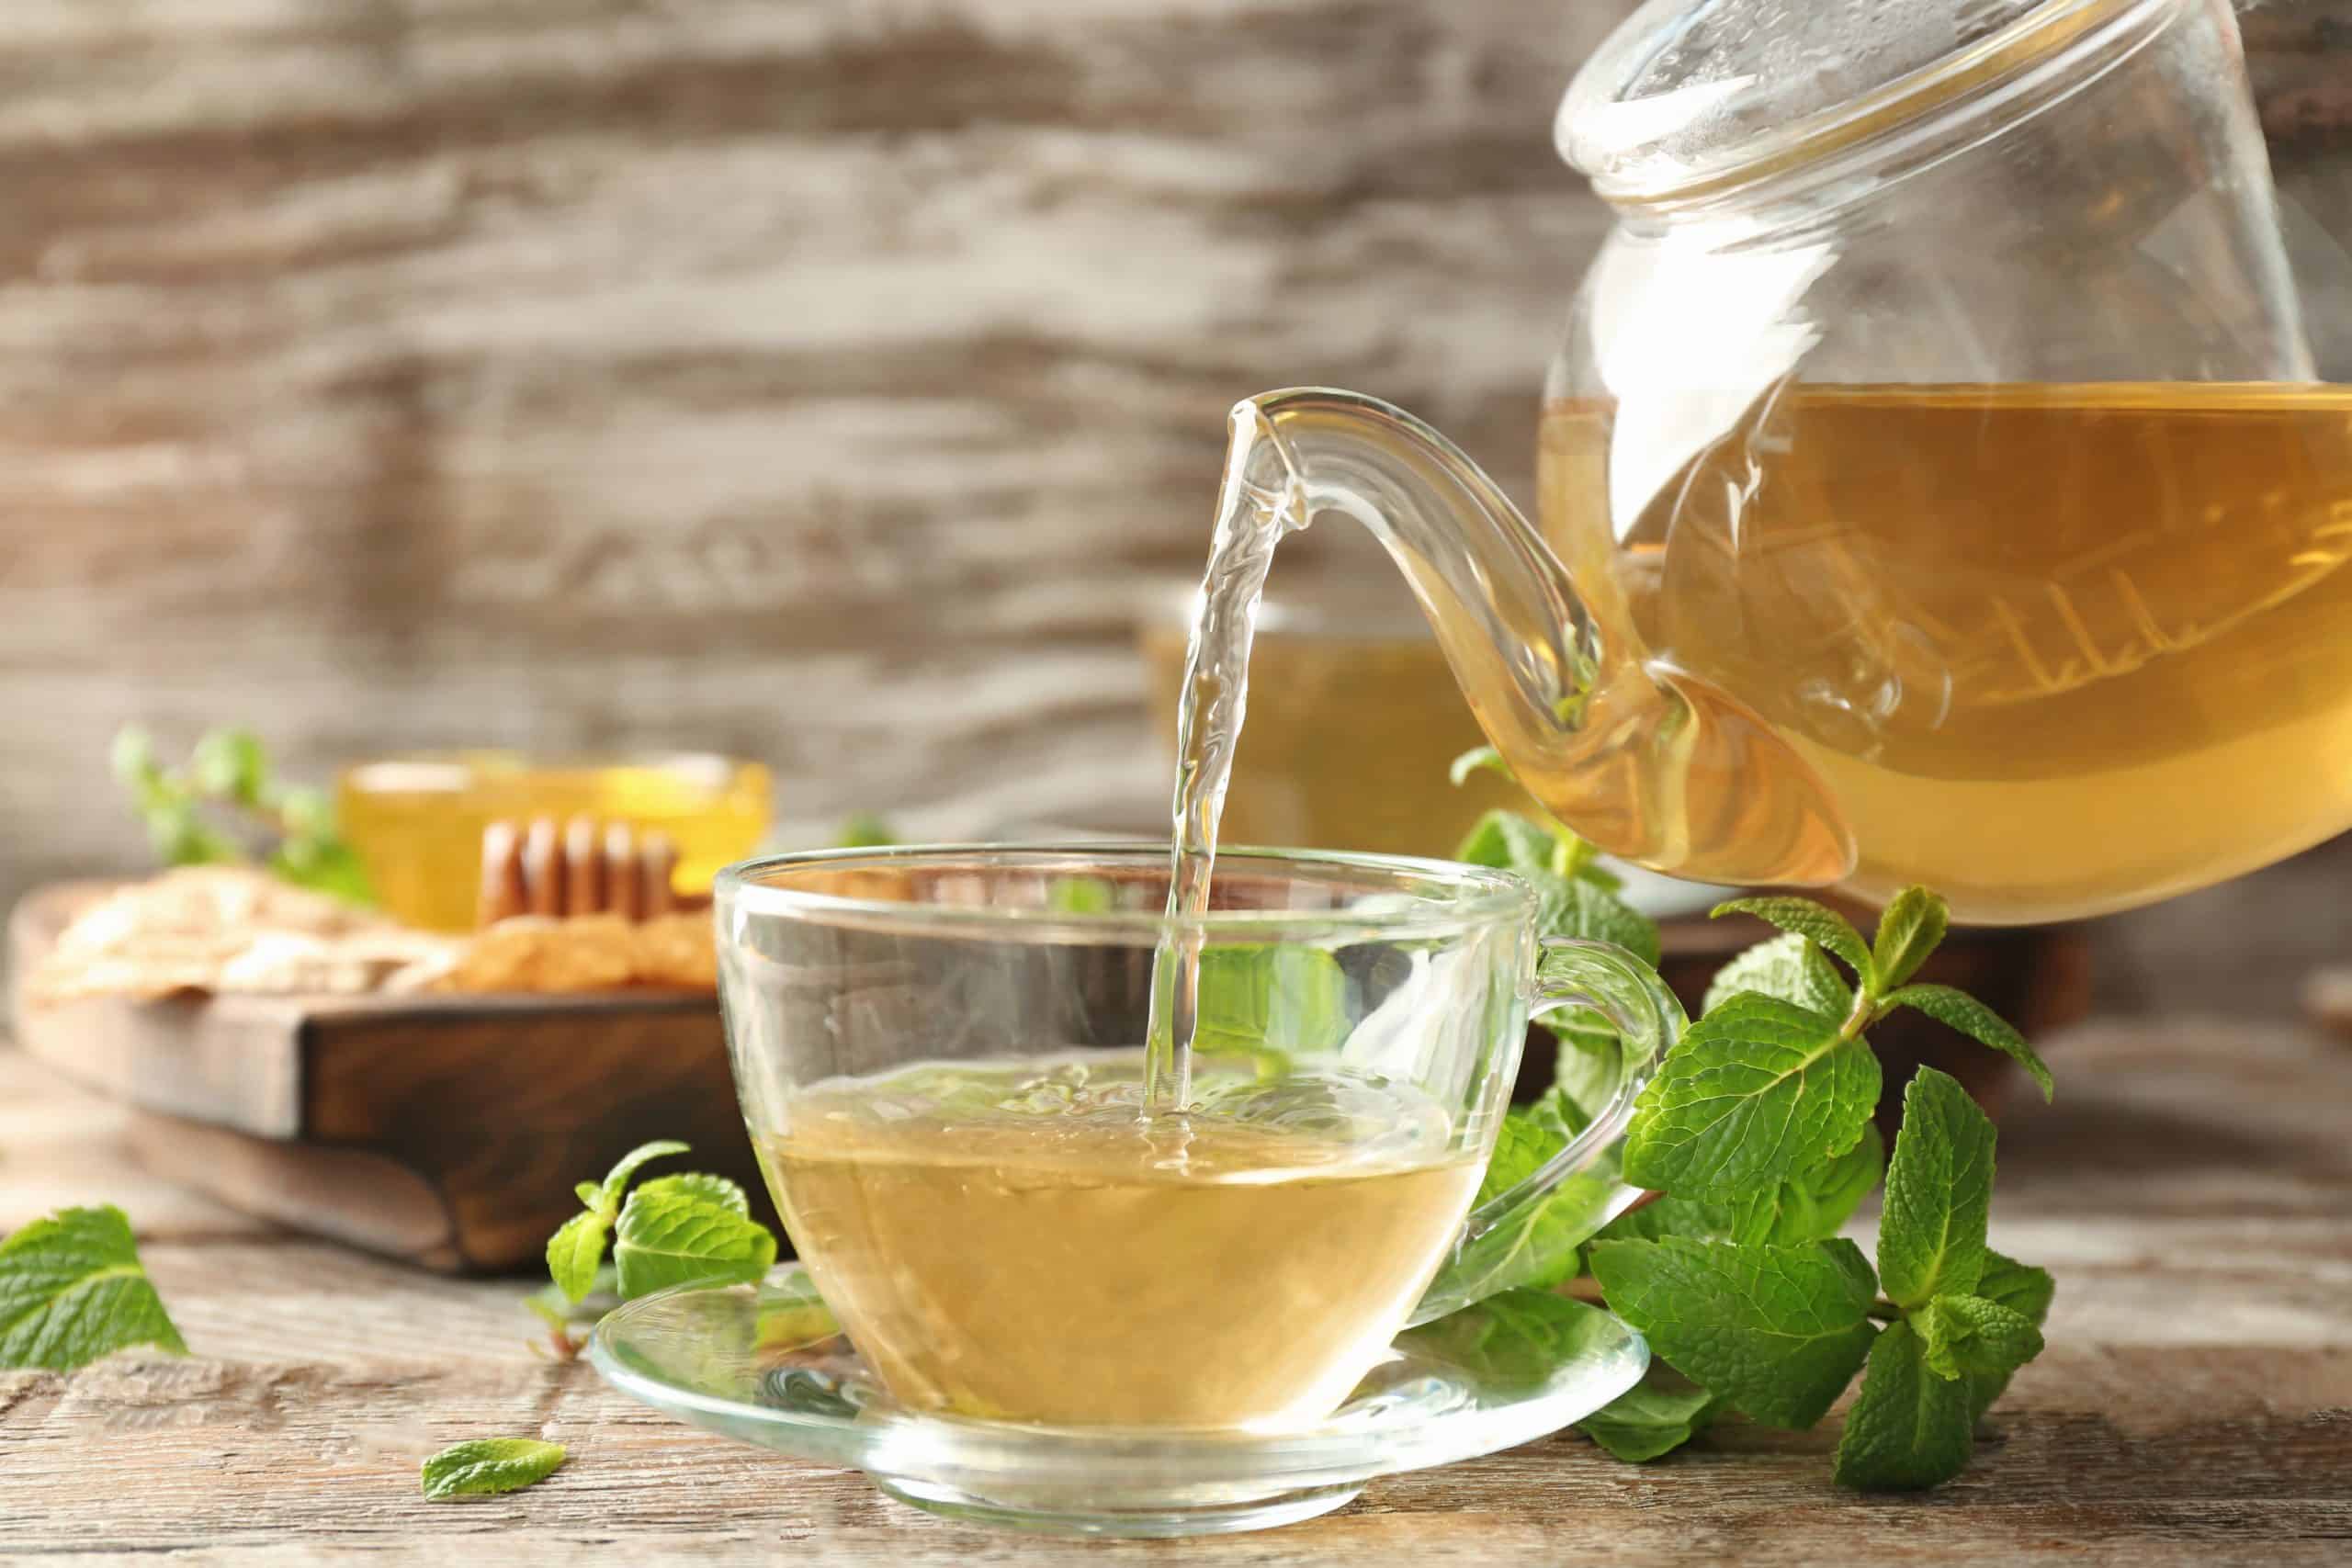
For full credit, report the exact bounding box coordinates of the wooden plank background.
[2,0,2350,1014]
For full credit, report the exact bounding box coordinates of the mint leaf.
[1917,1293,2044,1381]
[598,1140,691,1213]
[1602,1127,1879,1248]
[1878,1067,1994,1309]
[1833,1321,1973,1491]
[1588,1236,1878,1428]
[635,1171,750,1215]
[1597,1192,1737,1244]
[545,1212,608,1307]
[191,728,268,807]
[1576,1367,1720,1461]
[1454,808,1560,874]
[1191,945,1349,1059]
[1967,1250,2055,1420]
[420,1438,568,1500]
[1545,1024,1620,1133]
[572,1182,604,1210]
[613,1184,776,1300]
[1423,1108,1618,1314]
[1397,1288,1622,1391]
[1622,993,1879,1199]
[1732,1122,1884,1246]
[1463,1111,1586,1292]
[1974,1249,2056,1325]
[1711,897,1876,991]
[0,1206,187,1371]
[1871,887,1948,992]
[833,813,897,849]
[1535,878,1661,967]
[1881,984,2053,1102]
[1045,875,1117,914]
[1704,932,1853,1019]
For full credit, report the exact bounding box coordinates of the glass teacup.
[714,843,1679,1432]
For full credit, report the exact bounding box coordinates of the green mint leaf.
[1878,1067,1994,1309]
[1045,876,1117,914]
[1453,808,1558,874]
[1705,932,1853,1019]
[573,1182,604,1210]
[1464,1111,1586,1292]
[545,1212,609,1307]
[1576,1367,1720,1461]
[110,724,162,791]
[1967,1250,2056,1420]
[420,1438,568,1500]
[1734,1122,1885,1246]
[1423,1109,1616,1313]
[1622,993,1879,1199]
[1712,897,1876,992]
[634,1172,750,1215]
[1598,1192,1739,1244]
[597,1140,691,1215]
[1916,1293,2045,1381]
[1602,1127,1881,1247]
[1477,1111,1564,1207]
[266,840,377,907]
[1881,984,2053,1102]
[1974,1249,2056,1325]
[1398,1288,1623,1392]
[1535,876,1662,968]
[613,1185,777,1300]
[1190,945,1349,1059]
[1544,1022,1620,1133]
[1588,1236,1878,1428]
[1449,744,1510,787]
[1871,887,1949,992]
[1832,1320,1973,1491]
[191,728,268,807]
[0,1206,187,1371]
[833,813,897,849]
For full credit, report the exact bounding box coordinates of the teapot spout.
[1225,389,1851,886]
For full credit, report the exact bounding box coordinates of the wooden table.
[1,1021,2346,1566]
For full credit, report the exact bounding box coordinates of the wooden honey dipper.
[476,817,710,927]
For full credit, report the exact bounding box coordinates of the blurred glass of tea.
[1138,581,1537,860]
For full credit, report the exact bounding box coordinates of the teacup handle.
[1408,936,1685,1325]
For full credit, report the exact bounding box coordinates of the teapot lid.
[1559,0,2166,200]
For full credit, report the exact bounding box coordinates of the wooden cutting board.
[7,882,763,1274]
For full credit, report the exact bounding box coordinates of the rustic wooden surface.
[5,0,2352,1024]
[1,1016,2346,1564]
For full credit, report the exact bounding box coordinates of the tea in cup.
[715,845,1676,1430]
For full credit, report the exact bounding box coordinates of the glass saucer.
[587,1266,1646,1538]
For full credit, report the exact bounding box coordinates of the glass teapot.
[1224,0,2351,924]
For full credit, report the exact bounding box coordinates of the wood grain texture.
[2,1016,2347,1562]
[0,0,1637,931]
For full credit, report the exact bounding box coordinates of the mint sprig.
[1437,753,2055,1492]
[110,724,375,906]
[541,1142,776,1314]
[0,1205,187,1371]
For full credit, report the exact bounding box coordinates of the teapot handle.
[1409,936,1683,1325]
